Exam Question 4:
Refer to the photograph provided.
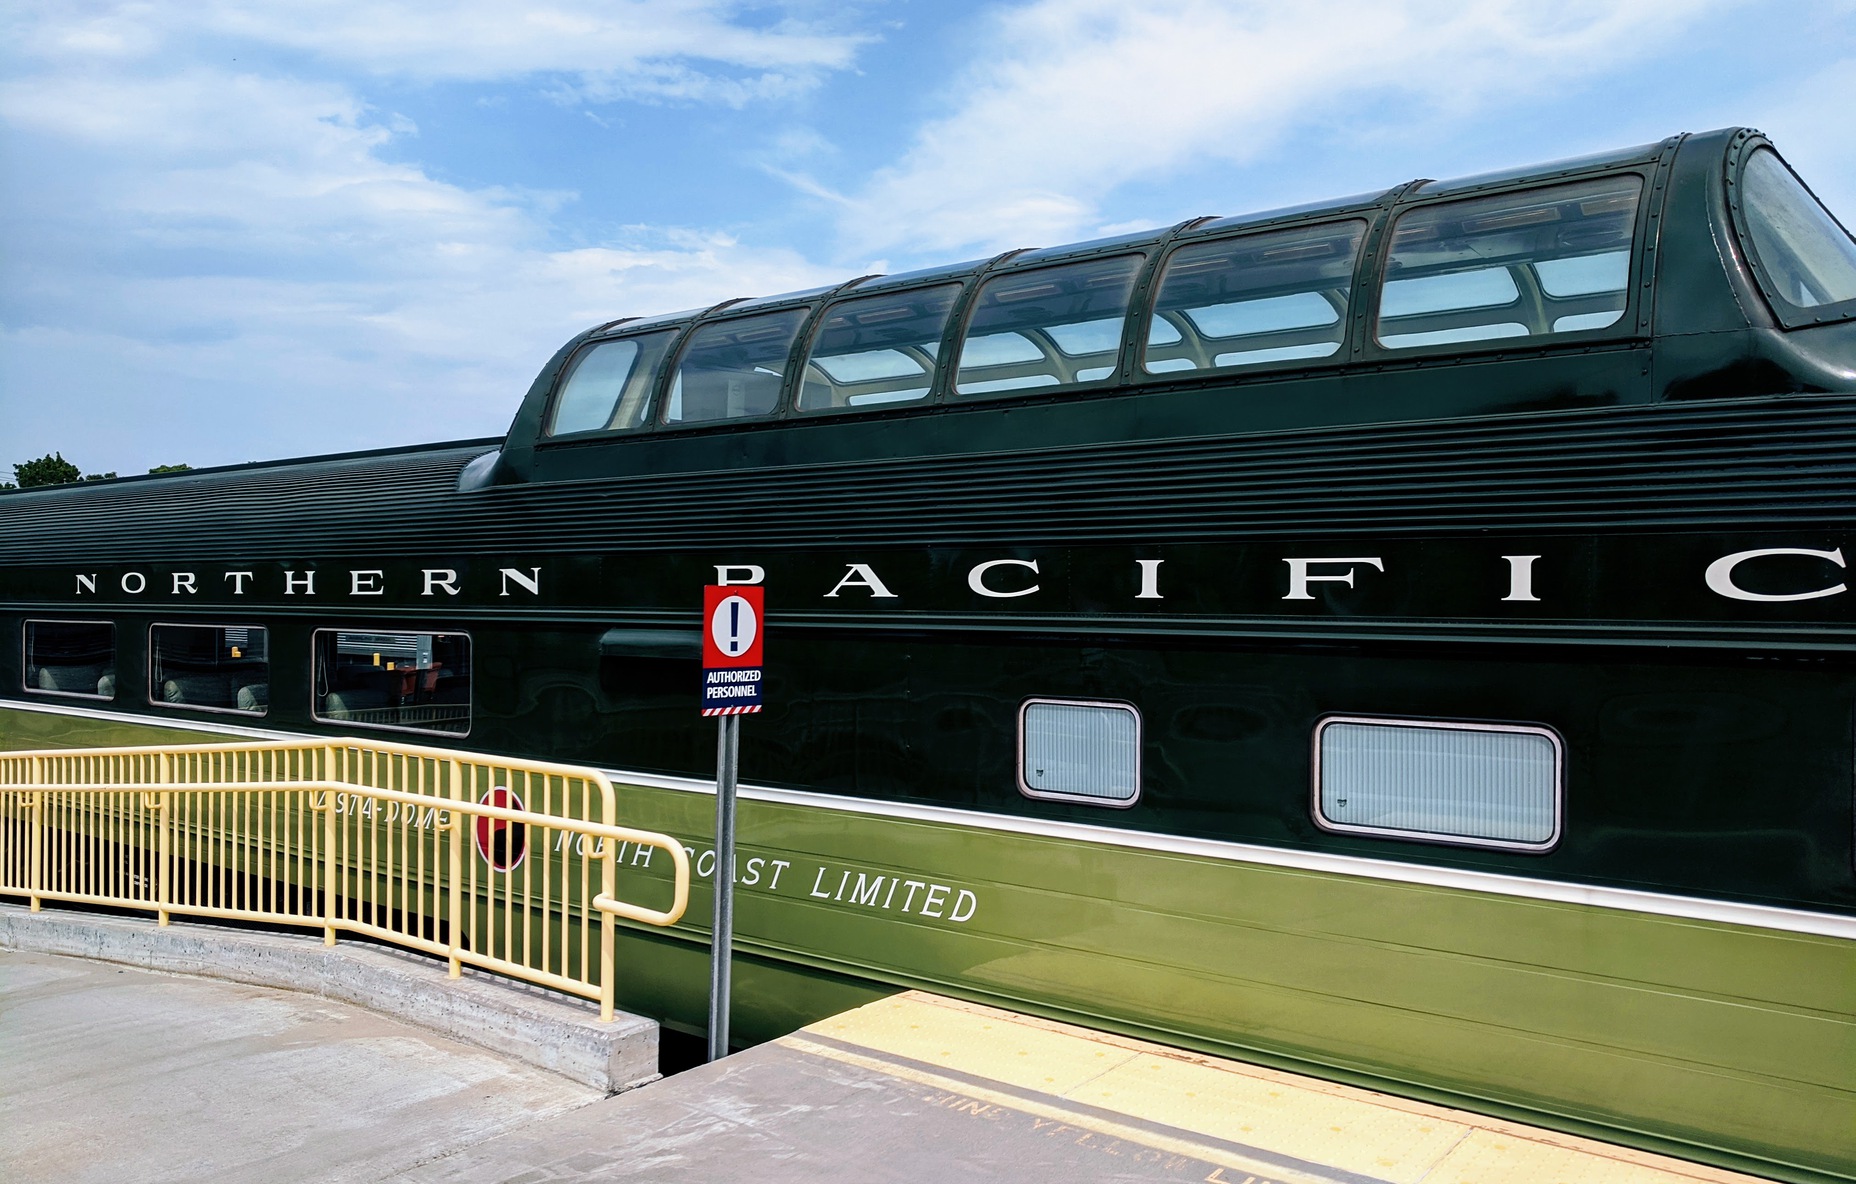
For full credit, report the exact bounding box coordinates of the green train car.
[3,127,1853,1182]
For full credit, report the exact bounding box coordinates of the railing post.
[156,752,171,927]
[27,756,43,913]
[322,745,338,946]
[599,779,617,1024]
[447,759,464,979]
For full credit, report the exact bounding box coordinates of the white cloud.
[0,214,839,469]
[837,0,1737,256]
[8,1,867,103]
[215,1,863,79]
[0,4,855,471]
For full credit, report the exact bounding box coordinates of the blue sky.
[3,0,1854,475]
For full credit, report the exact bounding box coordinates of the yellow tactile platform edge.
[790,992,1764,1184]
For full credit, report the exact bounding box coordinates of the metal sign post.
[708,712,738,1062]
[700,583,763,1062]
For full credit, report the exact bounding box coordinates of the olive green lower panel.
[7,705,1852,1183]
[598,785,1853,1184]
[0,705,234,751]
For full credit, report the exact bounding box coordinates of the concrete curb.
[0,903,658,1095]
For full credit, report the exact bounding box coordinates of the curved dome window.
[956,255,1143,397]
[546,332,676,437]
[1376,174,1642,351]
[799,284,959,413]
[1740,148,1856,319]
[665,310,810,425]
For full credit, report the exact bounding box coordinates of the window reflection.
[956,255,1143,397]
[24,620,115,700]
[665,310,808,425]
[152,624,268,714]
[314,630,471,735]
[800,285,959,413]
[1741,148,1856,312]
[547,332,674,436]
[1145,221,1362,376]
[1376,176,1641,349]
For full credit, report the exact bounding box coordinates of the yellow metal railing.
[0,738,690,1022]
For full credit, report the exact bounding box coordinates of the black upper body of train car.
[3,127,1854,915]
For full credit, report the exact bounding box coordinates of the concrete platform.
[0,909,1775,1183]
[0,903,658,1093]
[403,993,1766,1184]
[0,949,604,1183]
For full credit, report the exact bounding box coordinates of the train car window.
[663,309,809,425]
[1143,220,1366,376]
[1313,716,1561,852]
[1018,699,1140,807]
[1740,148,1856,315]
[1376,175,1642,351]
[955,255,1143,397]
[150,624,268,715]
[545,331,676,437]
[312,630,471,736]
[23,620,115,700]
[798,284,960,413]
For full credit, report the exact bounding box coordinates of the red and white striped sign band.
[702,704,763,717]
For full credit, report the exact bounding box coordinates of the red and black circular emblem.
[473,786,526,872]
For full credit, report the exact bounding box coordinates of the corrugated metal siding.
[1,396,1851,563]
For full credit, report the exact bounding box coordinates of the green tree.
[148,463,193,474]
[14,453,83,488]
[4,453,124,488]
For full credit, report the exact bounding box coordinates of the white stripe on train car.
[5,697,1853,943]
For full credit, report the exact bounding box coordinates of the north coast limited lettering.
[608,840,984,926]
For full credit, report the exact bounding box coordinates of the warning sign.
[702,584,763,716]
[474,786,527,871]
